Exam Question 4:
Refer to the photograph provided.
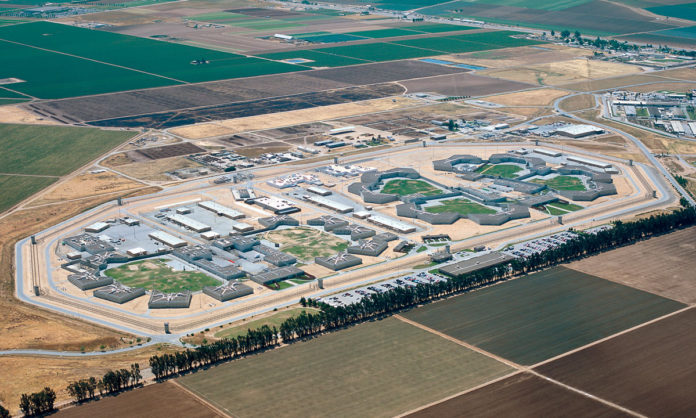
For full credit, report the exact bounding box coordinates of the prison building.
[166,213,211,233]
[373,232,399,242]
[367,213,416,234]
[232,188,256,201]
[213,235,260,252]
[307,215,349,232]
[255,196,298,214]
[250,266,305,285]
[534,148,562,157]
[338,224,376,240]
[148,231,187,248]
[493,178,546,194]
[258,215,300,230]
[198,200,245,219]
[126,247,148,257]
[253,244,297,267]
[347,239,388,257]
[93,282,146,304]
[203,281,253,302]
[422,234,450,242]
[201,231,221,240]
[173,245,213,263]
[63,233,115,254]
[554,124,604,138]
[193,258,245,280]
[81,251,128,271]
[307,186,332,196]
[438,252,515,279]
[432,155,483,172]
[305,194,354,214]
[315,252,362,271]
[230,220,254,233]
[85,221,110,233]
[148,290,192,309]
[566,156,612,169]
[67,272,113,291]
[394,240,414,253]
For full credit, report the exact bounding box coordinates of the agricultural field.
[425,198,496,215]
[178,318,512,418]
[476,163,523,178]
[258,50,369,68]
[535,308,696,417]
[532,175,586,191]
[0,124,133,176]
[381,179,442,196]
[0,175,57,212]
[402,266,684,365]
[485,88,569,107]
[263,227,348,260]
[408,372,624,418]
[317,42,439,61]
[570,226,696,304]
[103,259,221,293]
[647,3,696,21]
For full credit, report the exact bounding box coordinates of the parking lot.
[502,231,579,259]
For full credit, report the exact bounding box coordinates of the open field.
[402,266,685,365]
[425,198,496,215]
[476,163,523,178]
[0,175,57,213]
[28,171,146,207]
[104,156,201,182]
[559,93,596,111]
[104,259,221,293]
[407,372,627,418]
[483,88,568,106]
[532,175,586,191]
[0,124,133,176]
[536,308,696,418]
[400,72,534,97]
[263,227,348,260]
[570,226,696,304]
[53,381,221,418]
[382,179,442,196]
[560,74,663,92]
[179,317,512,418]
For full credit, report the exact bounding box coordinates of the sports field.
[263,227,348,259]
[532,175,586,191]
[104,259,221,293]
[179,317,512,417]
[425,198,496,215]
[381,179,442,196]
[0,175,57,212]
[0,123,133,176]
[476,163,522,178]
[402,266,684,365]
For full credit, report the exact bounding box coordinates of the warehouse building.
[166,213,211,233]
[250,266,305,285]
[148,290,192,309]
[148,231,187,248]
[367,213,416,233]
[315,252,362,271]
[198,200,245,219]
[304,194,354,214]
[255,196,298,214]
[94,282,146,304]
[555,124,605,138]
[439,252,515,279]
[85,221,110,233]
[203,281,253,302]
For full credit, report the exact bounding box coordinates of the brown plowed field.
[407,372,629,418]
[401,73,533,97]
[535,308,696,418]
[53,381,223,418]
[569,226,696,304]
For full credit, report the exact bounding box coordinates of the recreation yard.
[532,175,587,191]
[263,227,348,260]
[475,163,523,178]
[381,179,442,196]
[103,259,221,293]
[425,198,496,215]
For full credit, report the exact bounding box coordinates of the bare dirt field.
[484,88,568,106]
[559,93,596,112]
[655,67,696,81]
[569,226,696,304]
[494,106,553,118]
[535,308,696,418]
[107,156,202,182]
[407,372,627,418]
[53,381,222,418]
[233,142,291,158]
[441,44,591,69]
[561,74,663,92]
[483,60,642,87]
[401,73,534,97]
[0,105,62,125]
[27,172,147,206]
[625,81,696,93]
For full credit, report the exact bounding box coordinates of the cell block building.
[203,281,253,302]
[94,282,146,304]
[315,252,362,271]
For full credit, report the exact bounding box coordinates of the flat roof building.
[94,282,146,304]
[315,252,362,271]
[85,222,110,233]
[439,252,514,279]
[198,201,245,219]
[305,195,354,214]
[367,213,416,233]
[148,290,192,309]
[166,213,211,233]
[250,266,305,285]
[203,281,253,302]
[555,124,604,138]
[148,231,187,248]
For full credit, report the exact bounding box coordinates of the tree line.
[66,363,142,403]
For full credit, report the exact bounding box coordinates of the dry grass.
[558,94,596,112]
[233,143,291,158]
[626,81,696,93]
[0,105,62,125]
[110,156,202,182]
[484,88,569,106]
[496,107,553,118]
[28,172,146,206]
[655,67,696,81]
[483,59,641,87]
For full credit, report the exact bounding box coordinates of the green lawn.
[532,175,587,191]
[0,124,134,176]
[635,107,650,117]
[425,198,496,215]
[381,179,442,196]
[476,163,523,178]
[0,175,57,212]
[267,280,295,291]
[546,202,583,215]
[403,266,684,365]
[179,318,512,418]
[104,258,220,293]
[215,308,320,339]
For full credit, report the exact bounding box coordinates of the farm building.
[148,290,192,309]
[203,281,253,302]
[93,282,146,304]
[315,252,362,271]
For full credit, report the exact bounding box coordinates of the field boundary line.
[169,380,230,418]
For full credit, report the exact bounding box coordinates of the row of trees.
[549,28,696,57]
[66,363,142,403]
[19,387,56,417]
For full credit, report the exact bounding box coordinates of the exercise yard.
[532,175,587,191]
[475,163,523,178]
[425,198,496,215]
[381,179,442,196]
[103,259,220,293]
[263,227,348,260]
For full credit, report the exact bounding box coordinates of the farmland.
[258,50,370,68]
[178,318,512,418]
[535,308,696,417]
[476,163,523,178]
[263,227,349,260]
[382,179,442,196]
[0,175,57,212]
[104,259,221,293]
[532,175,587,191]
[402,266,684,365]
[425,198,497,215]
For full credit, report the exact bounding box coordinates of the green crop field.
[263,227,348,260]
[403,266,684,365]
[394,37,492,54]
[425,198,496,215]
[381,179,442,196]
[476,163,523,178]
[532,175,587,191]
[215,308,320,339]
[258,50,368,67]
[450,31,542,47]
[104,258,221,293]
[344,28,422,38]
[0,175,57,212]
[179,317,512,418]
[0,98,28,106]
[409,23,478,33]
[0,87,30,99]
[647,3,696,21]
[300,33,367,43]
[0,124,134,176]
[317,42,437,61]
